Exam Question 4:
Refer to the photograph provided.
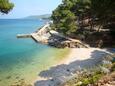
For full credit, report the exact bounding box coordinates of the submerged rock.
[6,76,12,79]
[15,76,20,79]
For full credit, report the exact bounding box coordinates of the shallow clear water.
[0,19,69,86]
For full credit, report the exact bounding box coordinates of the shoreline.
[34,48,113,86]
[65,48,112,64]
[32,48,71,85]
[17,23,90,48]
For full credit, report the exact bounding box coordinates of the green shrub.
[111,63,115,72]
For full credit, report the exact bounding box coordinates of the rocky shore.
[17,23,90,48]
[33,23,90,48]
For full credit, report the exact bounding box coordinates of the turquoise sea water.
[0,19,69,86]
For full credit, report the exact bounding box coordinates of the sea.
[0,19,69,86]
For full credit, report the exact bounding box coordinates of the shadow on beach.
[34,49,112,86]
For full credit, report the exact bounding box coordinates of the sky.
[0,0,62,19]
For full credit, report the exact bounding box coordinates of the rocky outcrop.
[48,30,90,48]
[17,23,90,48]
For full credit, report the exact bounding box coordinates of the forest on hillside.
[51,0,115,47]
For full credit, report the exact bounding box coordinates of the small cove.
[0,19,69,86]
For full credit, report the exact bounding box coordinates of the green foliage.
[52,0,78,35]
[0,0,14,14]
[80,71,103,86]
[51,0,91,35]
[111,63,115,72]
[91,0,115,27]
[64,69,104,86]
[52,0,115,35]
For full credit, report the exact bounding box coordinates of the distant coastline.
[0,14,51,20]
[24,14,51,20]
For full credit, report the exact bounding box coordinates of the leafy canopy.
[0,0,14,14]
[52,0,115,35]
